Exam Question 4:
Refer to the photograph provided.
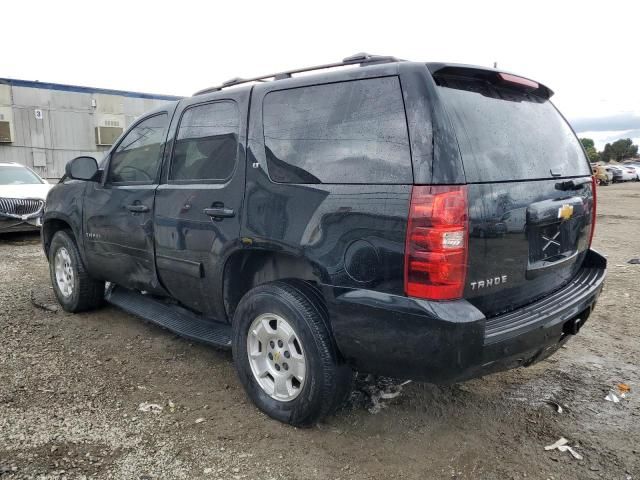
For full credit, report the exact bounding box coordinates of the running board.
[105,286,232,349]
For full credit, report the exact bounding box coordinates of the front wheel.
[49,230,104,312]
[232,281,352,426]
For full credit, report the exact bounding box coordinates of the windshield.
[0,165,44,185]
[435,77,591,182]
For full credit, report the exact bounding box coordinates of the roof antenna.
[493,61,498,68]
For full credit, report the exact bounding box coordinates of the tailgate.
[466,178,594,316]
[431,67,594,316]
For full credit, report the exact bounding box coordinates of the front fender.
[42,181,87,260]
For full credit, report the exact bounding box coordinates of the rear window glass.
[262,77,412,184]
[171,101,239,182]
[436,77,590,182]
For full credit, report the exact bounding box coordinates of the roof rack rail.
[193,52,403,96]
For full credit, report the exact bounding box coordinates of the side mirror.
[66,156,99,181]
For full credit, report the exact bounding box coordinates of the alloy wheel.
[246,313,306,401]
[54,247,74,297]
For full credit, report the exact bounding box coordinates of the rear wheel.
[49,230,104,312]
[232,280,352,426]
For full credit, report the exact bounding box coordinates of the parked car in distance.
[609,165,637,182]
[609,166,621,182]
[42,53,606,426]
[623,163,640,180]
[0,162,52,233]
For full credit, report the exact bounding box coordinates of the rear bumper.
[324,249,606,383]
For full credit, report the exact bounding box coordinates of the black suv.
[43,53,606,426]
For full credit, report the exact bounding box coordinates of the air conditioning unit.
[0,120,11,143]
[95,126,123,146]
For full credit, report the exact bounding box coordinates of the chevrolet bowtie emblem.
[558,204,574,221]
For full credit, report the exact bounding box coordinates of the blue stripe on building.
[0,78,183,101]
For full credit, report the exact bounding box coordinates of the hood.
[0,183,53,201]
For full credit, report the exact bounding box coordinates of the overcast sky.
[4,0,639,149]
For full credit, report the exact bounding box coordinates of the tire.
[232,280,352,426]
[284,279,354,411]
[49,230,104,313]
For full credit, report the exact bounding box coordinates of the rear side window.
[108,114,168,184]
[436,77,591,182]
[263,77,412,184]
[171,101,239,181]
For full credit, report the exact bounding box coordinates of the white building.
[0,78,181,179]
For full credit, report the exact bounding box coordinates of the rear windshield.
[0,165,43,185]
[436,77,591,182]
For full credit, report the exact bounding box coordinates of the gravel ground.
[1,182,638,480]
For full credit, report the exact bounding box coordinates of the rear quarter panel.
[242,173,411,294]
[244,69,413,294]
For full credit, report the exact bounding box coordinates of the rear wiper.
[555,179,590,191]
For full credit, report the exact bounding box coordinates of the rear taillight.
[404,185,468,300]
[589,176,597,247]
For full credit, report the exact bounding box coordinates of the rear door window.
[262,77,412,184]
[170,101,239,182]
[436,77,591,182]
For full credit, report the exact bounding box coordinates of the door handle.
[203,207,235,218]
[127,204,149,213]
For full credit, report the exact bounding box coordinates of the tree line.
[580,138,639,163]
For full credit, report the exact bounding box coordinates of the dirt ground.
[1,183,638,480]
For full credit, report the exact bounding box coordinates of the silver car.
[0,162,52,233]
